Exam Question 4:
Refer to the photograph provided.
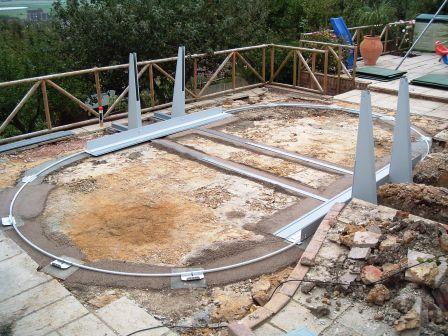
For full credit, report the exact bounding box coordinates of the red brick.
[264,292,290,313]
[288,264,310,280]
[279,279,300,297]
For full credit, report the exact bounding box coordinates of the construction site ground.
[1,81,447,336]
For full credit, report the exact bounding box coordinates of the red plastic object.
[435,41,448,56]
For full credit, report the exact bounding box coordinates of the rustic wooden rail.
[297,40,357,94]
[0,42,353,143]
[301,20,415,55]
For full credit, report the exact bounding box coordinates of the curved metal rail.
[7,103,431,277]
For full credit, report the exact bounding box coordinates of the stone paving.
[244,199,448,336]
[335,52,448,121]
[334,89,447,120]
[0,229,175,336]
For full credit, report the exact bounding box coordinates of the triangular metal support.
[172,46,186,118]
[352,91,378,204]
[389,77,412,183]
[127,52,142,129]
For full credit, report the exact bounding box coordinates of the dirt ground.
[378,183,448,224]
[217,107,394,168]
[0,135,96,189]
[41,144,299,266]
[66,265,293,335]
[176,134,339,189]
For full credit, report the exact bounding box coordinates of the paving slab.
[319,321,362,336]
[269,300,332,335]
[0,253,51,301]
[0,280,70,322]
[338,303,397,336]
[12,296,89,336]
[0,236,23,262]
[58,314,115,336]
[292,287,351,321]
[254,323,286,335]
[96,297,173,336]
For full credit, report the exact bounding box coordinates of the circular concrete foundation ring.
[8,103,431,277]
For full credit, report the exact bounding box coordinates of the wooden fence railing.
[1,43,350,144]
[297,40,357,94]
[301,20,415,55]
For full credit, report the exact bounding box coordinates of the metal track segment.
[199,128,353,175]
[201,157,328,202]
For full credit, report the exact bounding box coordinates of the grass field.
[0,1,61,19]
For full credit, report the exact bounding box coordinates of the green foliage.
[0,0,444,137]
[0,18,92,136]
[0,322,13,336]
[52,0,274,69]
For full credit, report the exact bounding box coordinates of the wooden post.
[311,52,316,90]
[193,59,198,96]
[352,46,358,88]
[148,64,155,107]
[94,69,102,107]
[292,51,297,86]
[94,69,102,121]
[297,51,302,87]
[41,80,52,129]
[262,47,266,82]
[337,46,342,94]
[232,52,236,90]
[323,49,329,95]
[270,46,275,83]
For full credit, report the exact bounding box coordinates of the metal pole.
[395,0,448,70]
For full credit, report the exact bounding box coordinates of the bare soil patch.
[41,144,298,266]
[218,107,393,167]
[0,134,98,189]
[378,183,448,224]
[414,150,448,188]
[176,134,338,189]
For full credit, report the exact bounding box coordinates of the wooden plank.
[193,59,198,95]
[270,46,275,83]
[41,81,52,129]
[94,69,103,107]
[232,52,236,89]
[152,63,196,98]
[148,65,155,107]
[47,80,99,117]
[198,52,233,96]
[104,64,149,117]
[271,50,293,82]
[296,51,323,93]
[328,46,352,79]
[293,51,297,86]
[235,52,264,82]
[0,81,41,134]
[262,47,266,81]
[323,49,329,95]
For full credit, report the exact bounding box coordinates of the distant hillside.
[0,1,62,20]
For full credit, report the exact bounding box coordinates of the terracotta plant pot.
[360,35,383,66]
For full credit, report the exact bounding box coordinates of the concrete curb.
[227,202,346,335]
